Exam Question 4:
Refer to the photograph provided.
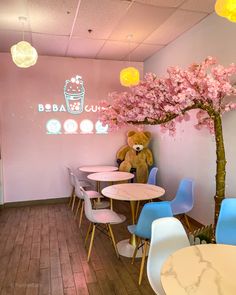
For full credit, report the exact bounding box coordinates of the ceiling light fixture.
[120,34,140,87]
[11,16,38,68]
[215,0,236,22]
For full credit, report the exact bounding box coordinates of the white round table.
[161,244,236,295]
[102,183,165,257]
[79,166,118,208]
[87,171,134,209]
[79,165,118,173]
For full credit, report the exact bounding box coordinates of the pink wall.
[0,53,143,202]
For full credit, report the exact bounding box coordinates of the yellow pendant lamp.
[215,0,236,22]
[120,66,140,87]
[11,16,38,68]
[120,34,140,87]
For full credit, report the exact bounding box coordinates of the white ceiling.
[0,0,215,62]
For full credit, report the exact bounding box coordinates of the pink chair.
[80,186,126,262]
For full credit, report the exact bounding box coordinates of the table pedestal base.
[117,239,149,258]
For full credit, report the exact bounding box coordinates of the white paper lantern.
[11,41,38,68]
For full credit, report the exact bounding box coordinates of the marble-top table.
[79,165,118,173]
[79,166,118,208]
[161,244,236,295]
[102,183,165,257]
[87,171,134,209]
[87,171,134,183]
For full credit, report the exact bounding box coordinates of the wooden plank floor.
[0,200,194,295]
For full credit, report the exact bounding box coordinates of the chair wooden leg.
[71,195,76,212]
[138,240,148,285]
[74,199,81,218]
[107,224,119,259]
[85,222,92,247]
[131,237,141,264]
[79,201,84,228]
[68,187,75,207]
[184,214,191,231]
[87,224,96,262]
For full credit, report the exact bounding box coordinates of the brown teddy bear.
[117,130,154,183]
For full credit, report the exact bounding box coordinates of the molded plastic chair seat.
[172,202,192,215]
[88,209,126,224]
[86,190,101,198]
[135,166,159,219]
[80,186,126,262]
[169,178,194,230]
[74,177,104,227]
[216,198,236,245]
[147,217,190,295]
[147,167,158,185]
[67,167,93,211]
[128,201,173,285]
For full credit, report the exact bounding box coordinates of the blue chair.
[170,178,194,230]
[147,166,158,185]
[216,198,236,245]
[135,166,159,219]
[128,201,173,285]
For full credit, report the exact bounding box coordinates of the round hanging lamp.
[11,41,38,68]
[120,66,140,87]
[215,0,236,22]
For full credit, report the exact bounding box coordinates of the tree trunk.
[214,113,226,228]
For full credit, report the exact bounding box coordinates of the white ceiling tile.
[181,0,215,13]
[129,43,163,61]
[67,38,105,58]
[135,0,185,8]
[109,2,175,42]
[0,0,29,31]
[32,33,69,56]
[97,40,139,60]
[28,0,78,35]
[145,9,207,45]
[0,30,32,52]
[73,0,131,39]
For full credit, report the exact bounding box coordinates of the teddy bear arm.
[145,149,154,166]
[116,145,130,160]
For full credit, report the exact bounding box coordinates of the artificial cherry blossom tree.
[99,57,236,226]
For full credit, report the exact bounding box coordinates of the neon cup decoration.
[64,75,85,114]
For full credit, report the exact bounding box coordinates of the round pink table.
[102,183,165,257]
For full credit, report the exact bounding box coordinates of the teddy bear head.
[127,130,152,152]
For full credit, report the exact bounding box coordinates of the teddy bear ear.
[143,131,151,140]
[127,131,136,137]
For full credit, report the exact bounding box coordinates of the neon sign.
[39,75,108,134]
[46,119,108,135]
[64,75,85,114]
[38,103,102,113]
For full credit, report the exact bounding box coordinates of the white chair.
[67,167,76,210]
[80,186,126,262]
[147,217,190,295]
[74,177,103,228]
[67,167,92,211]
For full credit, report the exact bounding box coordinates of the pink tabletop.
[79,165,118,173]
[102,183,165,201]
[87,171,134,182]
